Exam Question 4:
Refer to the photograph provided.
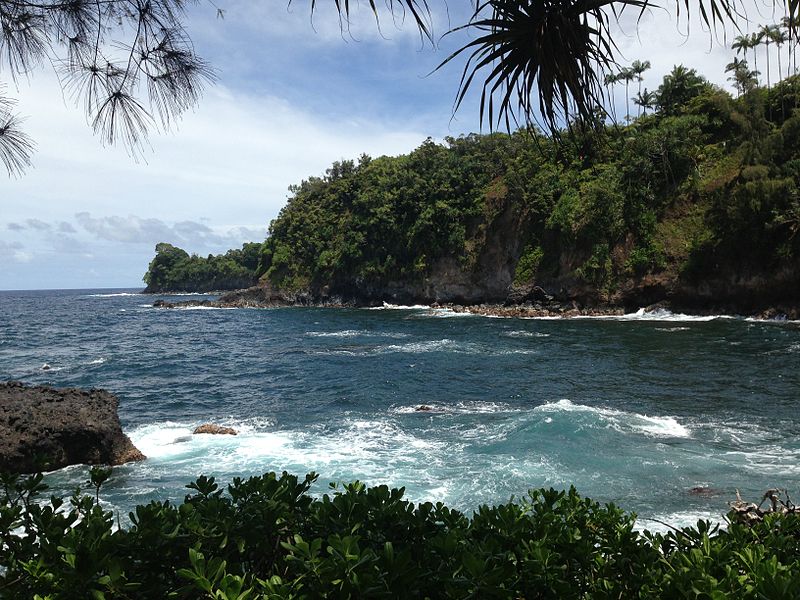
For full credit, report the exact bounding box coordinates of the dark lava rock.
[193,423,238,435]
[0,381,145,473]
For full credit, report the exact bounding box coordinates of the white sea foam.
[175,305,235,311]
[391,400,519,415]
[655,326,691,332]
[86,357,107,365]
[744,316,800,324]
[637,510,724,533]
[503,330,550,338]
[307,329,370,338]
[328,339,472,356]
[366,303,429,310]
[85,292,142,298]
[127,417,444,478]
[536,399,690,438]
[332,339,538,356]
[427,308,476,318]
[306,330,409,339]
[576,308,723,322]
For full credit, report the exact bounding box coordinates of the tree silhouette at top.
[1,0,800,176]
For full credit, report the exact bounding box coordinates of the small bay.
[1,288,798,530]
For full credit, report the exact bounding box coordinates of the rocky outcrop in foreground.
[0,381,145,473]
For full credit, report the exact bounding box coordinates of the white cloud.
[0,240,30,263]
[73,212,264,249]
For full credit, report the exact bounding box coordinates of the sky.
[0,0,790,290]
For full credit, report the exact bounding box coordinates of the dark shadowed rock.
[193,424,238,435]
[0,381,145,473]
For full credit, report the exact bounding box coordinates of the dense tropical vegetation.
[143,242,263,293]
[252,63,800,308]
[1,469,798,599]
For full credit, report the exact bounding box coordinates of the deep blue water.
[1,288,799,530]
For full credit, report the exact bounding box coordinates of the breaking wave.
[535,399,690,438]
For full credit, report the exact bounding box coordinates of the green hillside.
[146,68,800,313]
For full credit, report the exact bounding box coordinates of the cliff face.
[250,188,799,317]
[0,382,145,473]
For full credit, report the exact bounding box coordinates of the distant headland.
[144,73,800,319]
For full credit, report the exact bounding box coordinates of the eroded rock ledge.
[0,381,145,473]
[151,285,799,320]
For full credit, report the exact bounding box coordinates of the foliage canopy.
[2,468,799,598]
[256,70,800,303]
[143,241,263,293]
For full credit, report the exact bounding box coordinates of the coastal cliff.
[0,382,145,473]
[146,74,800,317]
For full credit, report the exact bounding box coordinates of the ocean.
[1,288,799,531]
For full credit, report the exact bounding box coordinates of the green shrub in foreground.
[1,470,799,599]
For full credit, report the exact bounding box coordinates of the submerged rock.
[193,424,238,435]
[688,486,721,497]
[0,381,145,473]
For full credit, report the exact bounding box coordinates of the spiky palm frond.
[438,1,630,133]
[430,0,777,133]
[302,0,435,41]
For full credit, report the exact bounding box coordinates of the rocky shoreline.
[0,382,145,474]
[150,285,799,320]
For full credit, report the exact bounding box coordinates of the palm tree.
[656,65,709,114]
[751,31,764,86]
[759,25,777,88]
[770,26,790,120]
[630,59,652,116]
[726,58,758,96]
[633,89,657,116]
[770,26,789,83]
[732,33,752,65]
[618,67,636,121]
[604,72,621,123]
[436,0,799,137]
[782,16,798,76]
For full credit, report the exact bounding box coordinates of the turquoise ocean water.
[1,288,799,530]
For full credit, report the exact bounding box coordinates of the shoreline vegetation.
[2,467,799,598]
[144,67,800,319]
